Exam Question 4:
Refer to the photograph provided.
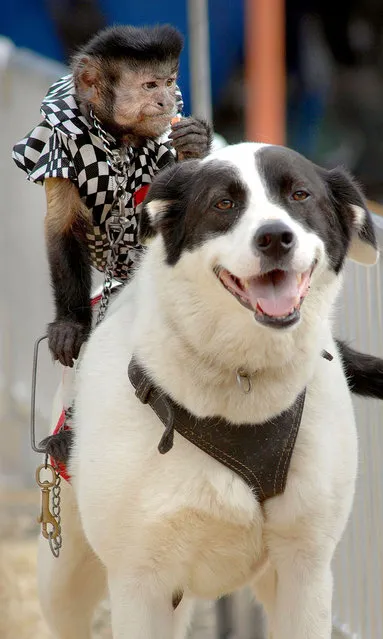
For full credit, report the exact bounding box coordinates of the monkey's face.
[75,55,180,142]
[113,62,179,139]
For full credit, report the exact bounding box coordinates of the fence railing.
[331,214,383,639]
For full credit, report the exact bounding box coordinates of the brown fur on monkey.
[13,24,212,368]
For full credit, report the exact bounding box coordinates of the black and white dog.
[39,143,380,639]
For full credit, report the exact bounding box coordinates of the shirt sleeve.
[156,141,177,170]
[12,120,77,185]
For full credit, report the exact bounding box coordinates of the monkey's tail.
[336,339,383,399]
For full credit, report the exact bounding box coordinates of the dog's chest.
[148,505,266,599]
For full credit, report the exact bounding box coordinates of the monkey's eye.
[143,81,158,90]
[214,199,235,211]
[291,190,310,201]
[166,78,175,87]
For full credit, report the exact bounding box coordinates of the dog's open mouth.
[214,264,315,328]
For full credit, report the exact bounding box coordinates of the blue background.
[1,0,245,115]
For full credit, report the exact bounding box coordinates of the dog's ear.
[139,197,173,245]
[325,167,379,266]
[139,161,199,264]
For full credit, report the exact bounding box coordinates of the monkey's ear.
[74,56,101,102]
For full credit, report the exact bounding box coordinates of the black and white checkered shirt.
[12,74,183,280]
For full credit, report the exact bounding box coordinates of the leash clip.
[36,463,60,540]
[105,214,129,248]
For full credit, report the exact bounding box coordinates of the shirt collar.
[40,74,92,139]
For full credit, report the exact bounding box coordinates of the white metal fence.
[332,223,383,639]
[1,43,382,638]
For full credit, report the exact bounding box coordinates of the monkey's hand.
[48,318,90,367]
[169,117,213,160]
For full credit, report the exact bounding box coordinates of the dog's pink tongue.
[246,271,299,317]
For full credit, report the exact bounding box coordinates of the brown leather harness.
[128,355,332,503]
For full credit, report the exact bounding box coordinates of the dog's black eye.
[292,190,310,201]
[214,199,235,211]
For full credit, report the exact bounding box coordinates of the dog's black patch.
[140,160,249,264]
[336,339,383,399]
[256,146,377,273]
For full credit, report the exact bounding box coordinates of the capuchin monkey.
[13,24,212,366]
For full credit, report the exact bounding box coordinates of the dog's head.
[140,143,378,331]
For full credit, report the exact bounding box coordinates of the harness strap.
[128,358,307,503]
[52,349,332,494]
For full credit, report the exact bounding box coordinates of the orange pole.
[245,0,286,145]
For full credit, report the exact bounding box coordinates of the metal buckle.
[236,368,252,394]
[105,215,128,247]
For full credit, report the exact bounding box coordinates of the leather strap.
[128,358,307,503]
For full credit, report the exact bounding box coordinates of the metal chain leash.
[90,108,132,175]
[90,109,132,325]
[48,468,62,557]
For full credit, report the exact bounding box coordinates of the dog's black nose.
[253,222,296,259]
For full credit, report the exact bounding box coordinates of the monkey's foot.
[40,430,74,464]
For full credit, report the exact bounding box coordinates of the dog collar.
[128,357,307,503]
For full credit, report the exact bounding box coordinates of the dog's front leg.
[108,575,175,639]
[271,560,333,639]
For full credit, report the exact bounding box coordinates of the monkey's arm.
[336,339,383,399]
[169,117,213,160]
[45,178,92,367]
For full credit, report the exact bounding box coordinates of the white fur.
[201,151,326,286]
[38,143,366,639]
[145,198,172,220]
